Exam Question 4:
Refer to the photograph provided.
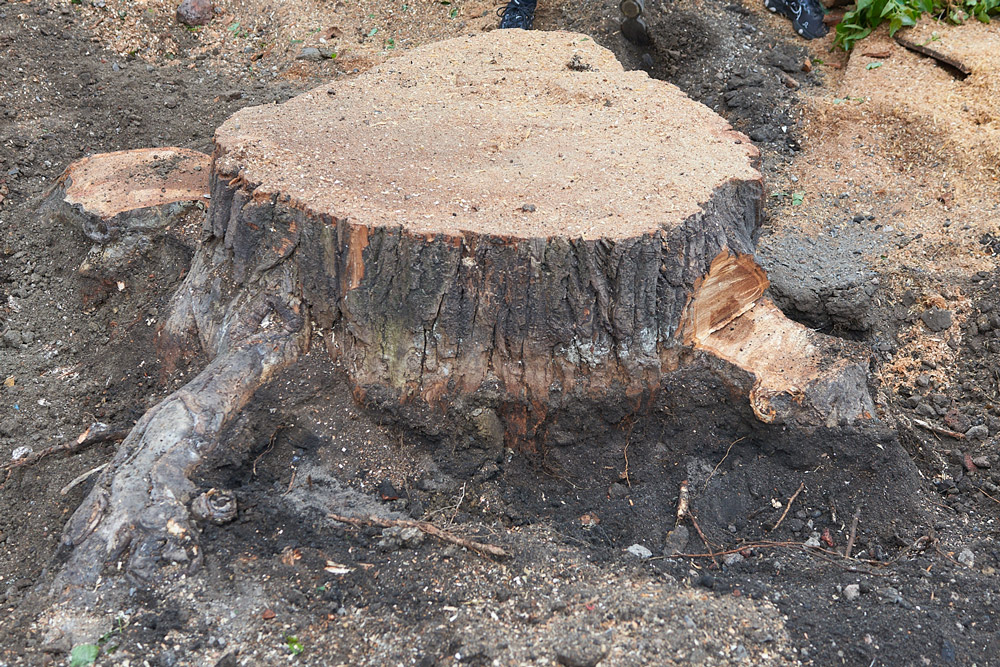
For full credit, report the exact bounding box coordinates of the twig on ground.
[0,424,129,477]
[704,436,746,490]
[449,482,467,526]
[687,512,720,569]
[770,481,805,533]
[59,463,109,495]
[329,512,508,558]
[978,486,1000,505]
[845,508,861,559]
[674,540,890,574]
[913,418,965,440]
[253,424,284,476]
[622,418,635,488]
[894,33,971,76]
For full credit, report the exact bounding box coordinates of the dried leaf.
[280,546,302,566]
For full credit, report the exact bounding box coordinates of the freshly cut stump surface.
[47,147,210,240]
[43,148,210,279]
[210,30,871,446]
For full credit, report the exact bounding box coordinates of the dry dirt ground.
[2,0,1000,665]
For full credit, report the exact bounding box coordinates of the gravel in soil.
[2,0,1000,666]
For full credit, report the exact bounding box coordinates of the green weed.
[835,0,1000,50]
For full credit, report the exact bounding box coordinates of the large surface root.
[53,280,304,598]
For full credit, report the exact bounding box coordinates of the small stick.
[912,418,965,440]
[59,463,108,495]
[329,512,508,558]
[676,479,690,523]
[979,486,1000,505]
[845,508,861,559]
[704,436,746,490]
[894,34,971,76]
[770,481,805,533]
[687,512,720,569]
[622,419,635,488]
[0,425,129,475]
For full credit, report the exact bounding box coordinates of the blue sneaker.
[764,0,828,39]
[498,0,538,29]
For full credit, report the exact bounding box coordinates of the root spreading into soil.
[2,1,1000,665]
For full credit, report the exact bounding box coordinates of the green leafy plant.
[865,61,883,69]
[69,645,100,667]
[791,192,805,206]
[285,635,304,655]
[227,21,249,38]
[835,0,1000,50]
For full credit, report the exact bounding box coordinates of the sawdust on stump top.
[214,30,759,240]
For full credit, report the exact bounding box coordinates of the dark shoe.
[621,16,652,45]
[497,0,538,29]
[764,0,828,39]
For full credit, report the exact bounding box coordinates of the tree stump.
[42,147,209,280]
[208,29,870,445]
[50,30,874,602]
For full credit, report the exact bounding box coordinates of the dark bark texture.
[203,166,766,449]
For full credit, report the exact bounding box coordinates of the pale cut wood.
[46,147,210,241]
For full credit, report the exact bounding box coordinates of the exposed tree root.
[53,258,305,596]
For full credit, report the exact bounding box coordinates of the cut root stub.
[41,147,210,279]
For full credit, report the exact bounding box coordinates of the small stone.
[697,572,715,589]
[11,446,32,461]
[966,424,989,440]
[944,409,971,434]
[663,525,690,556]
[520,203,537,212]
[843,584,861,602]
[626,543,653,559]
[921,307,953,332]
[296,47,323,62]
[2,329,22,348]
[915,402,937,417]
[941,639,957,663]
[163,95,179,109]
[957,548,975,568]
[972,456,991,469]
[398,526,425,547]
[804,532,822,548]
[378,478,400,501]
[607,482,629,499]
[176,0,214,26]
[554,635,608,667]
[723,552,744,567]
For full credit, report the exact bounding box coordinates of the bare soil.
[2,1,999,666]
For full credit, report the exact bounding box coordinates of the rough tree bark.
[47,30,872,601]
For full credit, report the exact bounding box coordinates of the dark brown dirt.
[2,1,999,666]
